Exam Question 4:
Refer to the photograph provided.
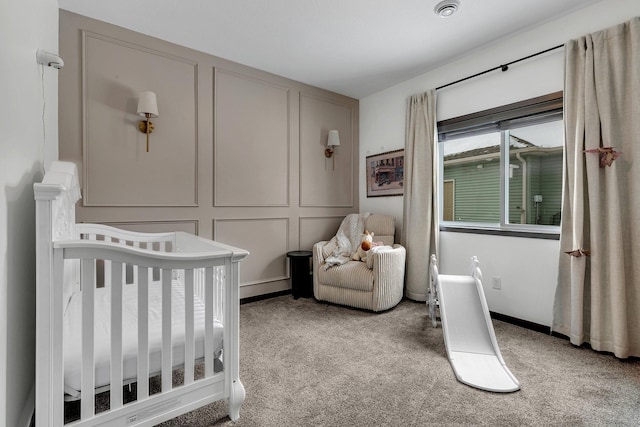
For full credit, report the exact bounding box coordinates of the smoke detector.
[434,0,460,18]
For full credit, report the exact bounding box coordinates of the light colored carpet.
[159,295,640,426]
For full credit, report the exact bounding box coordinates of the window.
[438,92,563,236]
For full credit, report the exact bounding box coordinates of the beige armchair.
[313,214,406,312]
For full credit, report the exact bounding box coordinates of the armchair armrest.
[366,244,405,269]
[313,241,329,297]
[369,244,406,311]
[313,241,329,264]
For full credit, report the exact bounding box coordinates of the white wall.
[0,1,59,426]
[359,0,640,326]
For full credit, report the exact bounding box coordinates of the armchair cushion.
[318,261,374,292]
[364,215,395,246]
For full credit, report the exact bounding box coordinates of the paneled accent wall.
[214,70,290,207]
[59,11,359,298]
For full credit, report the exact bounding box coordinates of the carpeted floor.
[154,295,640,426]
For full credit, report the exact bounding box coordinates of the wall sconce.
[325,130,340,170]
[137,91,159,152]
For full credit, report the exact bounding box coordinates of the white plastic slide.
[429,255,520,393]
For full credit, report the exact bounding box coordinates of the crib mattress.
[63,281,223,397]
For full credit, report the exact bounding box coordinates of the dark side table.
[286,250,313,299]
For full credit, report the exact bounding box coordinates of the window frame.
[437,92,563,239]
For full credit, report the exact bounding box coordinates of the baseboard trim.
[489,311,550,335]
[241,289,291,305]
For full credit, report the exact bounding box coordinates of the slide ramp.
[430,256,520,393]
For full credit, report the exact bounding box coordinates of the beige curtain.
[402,90,438,301]
[552,18,640,358]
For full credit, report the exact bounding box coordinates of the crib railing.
[73,225,226,326]
[77,224,175,288]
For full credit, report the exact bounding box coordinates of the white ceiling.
[58,0,600,99]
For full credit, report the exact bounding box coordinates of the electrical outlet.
[492,277,502,290]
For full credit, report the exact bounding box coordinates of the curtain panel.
[552,17,640,358]
[402,90,438,301]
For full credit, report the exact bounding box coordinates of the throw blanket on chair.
[324,213,370,269]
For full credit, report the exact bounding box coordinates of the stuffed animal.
[361,238,383,251]
[352,230,383,262]
[352,230,373,261]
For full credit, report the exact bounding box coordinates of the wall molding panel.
[214,69,291,207]
[299,93,356,207]
[81,30,199,207]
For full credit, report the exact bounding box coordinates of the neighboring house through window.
[437,92,563,236]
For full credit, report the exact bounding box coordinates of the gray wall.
[0,1,59,426]
[59,11,359,299]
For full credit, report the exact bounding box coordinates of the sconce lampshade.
[325,130,340,164]
[327,130,340,147]
[137,91,159,118]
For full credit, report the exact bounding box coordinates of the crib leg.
[228,379,245,421]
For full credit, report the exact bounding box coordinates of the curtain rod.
[436,43,565,91]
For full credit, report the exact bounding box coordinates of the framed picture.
[366,149,404,197]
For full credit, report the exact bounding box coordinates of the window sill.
[440,224,560,240]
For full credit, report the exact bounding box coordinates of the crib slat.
[223,259,232,392]
[161,268,172,392]
[133,241,140,287]
[103,236,112,288]
[205,267,214,377]
[217,266,225,325]
[110,261,124,409]
[103,259,111,287]
[137,267,150,399]
[194,268,204,302]
[185,269,195,385]
[81,258,96,419]
[51,249,66,425]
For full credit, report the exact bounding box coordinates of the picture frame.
[366,149,404,197]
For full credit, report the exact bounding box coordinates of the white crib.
[34,161,249,426]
